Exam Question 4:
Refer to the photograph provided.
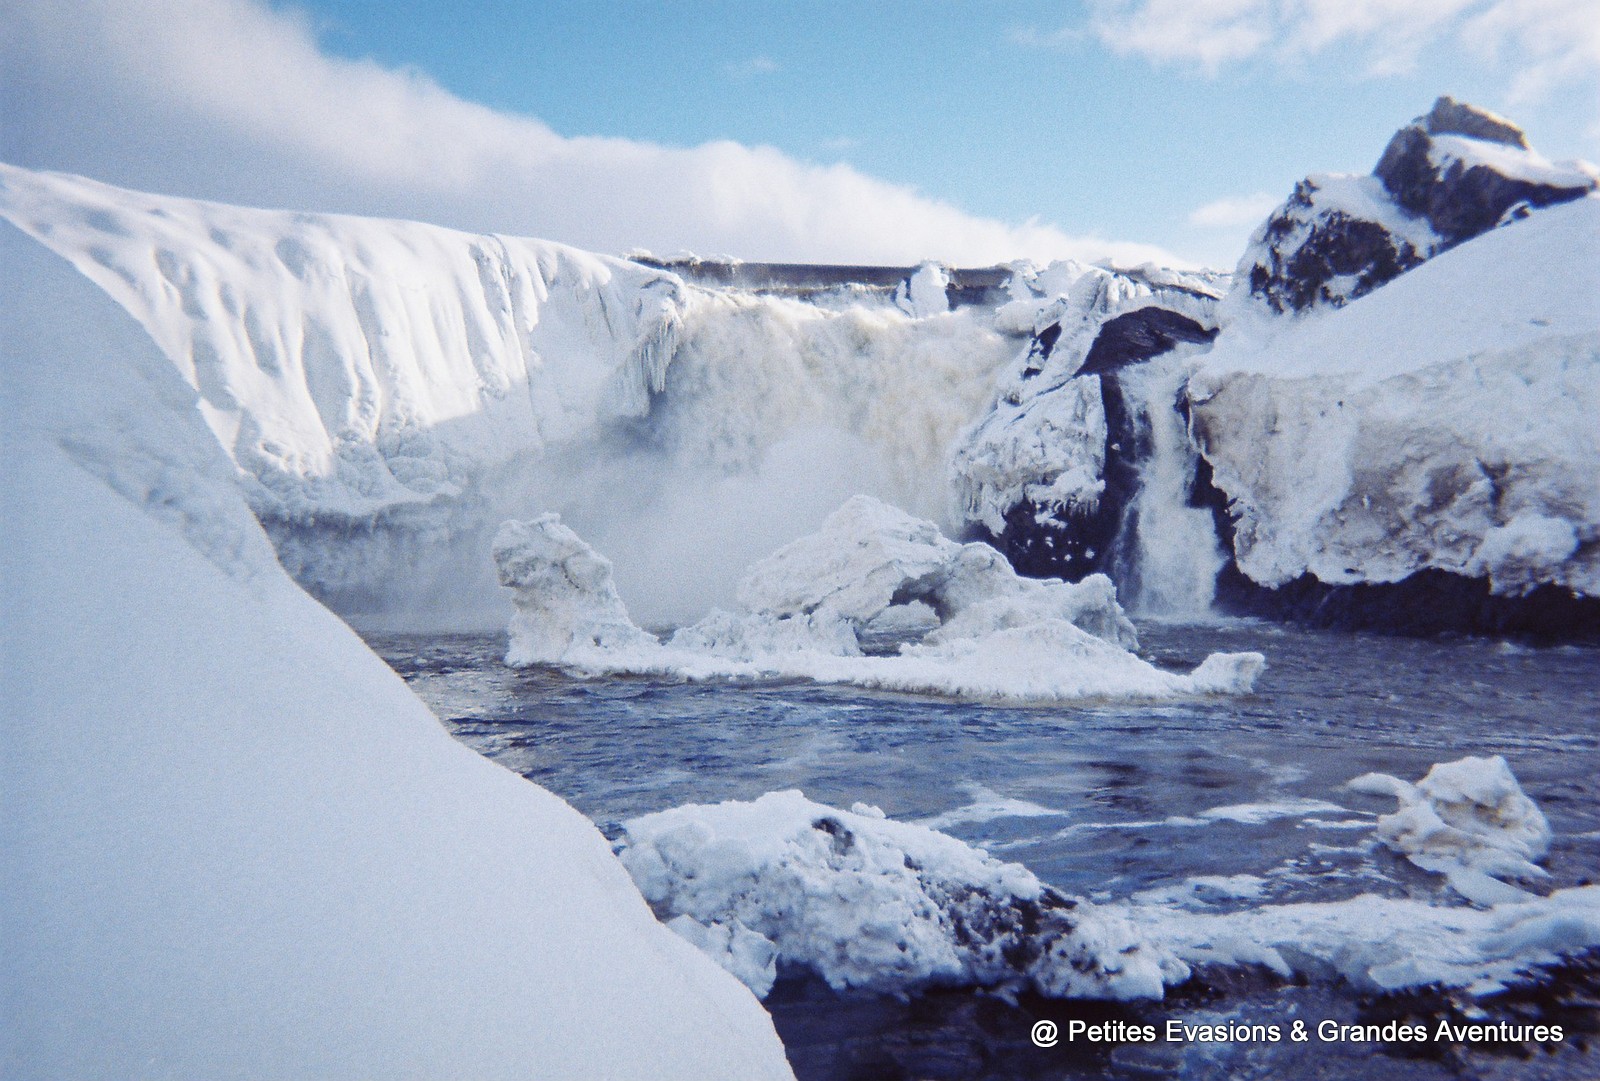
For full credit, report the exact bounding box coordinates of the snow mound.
[1191,194,1600,597]
[1,222,792,1080]
[1349,756,1553,905]
[493,496,1264,701]
[616,790,1189,1000]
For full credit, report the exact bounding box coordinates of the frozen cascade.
[1117,357,1227,616]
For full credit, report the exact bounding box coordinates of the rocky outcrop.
[1241,97,1596,314]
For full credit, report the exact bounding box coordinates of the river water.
[369,620,1600,1081]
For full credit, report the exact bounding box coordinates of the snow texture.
[1349,756,1553,906]
[0,221,793,1080]
[0,164,1019,629]
[493,495,1265,701]
[616,790,1190,1001]
[1191,194,1600,597]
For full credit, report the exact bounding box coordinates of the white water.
[1120,356,1227,617]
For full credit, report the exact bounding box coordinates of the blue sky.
[5,0,1598,267]
[293,0,1600,266]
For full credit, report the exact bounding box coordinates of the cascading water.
[1110,356,1227,618]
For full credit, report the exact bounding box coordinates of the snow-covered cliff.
[0,164,1019,629]
[1192,193,1600,609]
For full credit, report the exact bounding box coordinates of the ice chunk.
[495,496,1265,701]
[492,514,657,666]
[1349,755,1552,902]
[617,790,1189,1000]
[894,260,951,318]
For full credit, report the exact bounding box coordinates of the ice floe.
[494,495,1265,701]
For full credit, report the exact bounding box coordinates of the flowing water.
[370,620,1600,1081]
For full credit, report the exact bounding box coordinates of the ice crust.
[623,766,1597,1006]
[1350,756,1553,905]
[616,790,1189,1000]
[493,495,1265,701]
[0,223,793,1080]
[1192,195,1600,597]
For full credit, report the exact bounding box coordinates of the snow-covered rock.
[493,496,1265,700]
[0,222,793,1081]
[950,260,1222,585]
[1191,194,1600,602]
[1240,97,1596,314]
[1349,756,1553,905]
[616,790,1189,1000]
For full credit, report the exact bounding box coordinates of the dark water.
[369,620,1600,1081]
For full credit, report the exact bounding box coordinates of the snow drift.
[0,164,1020,629]
[493,495,1264,701]
[0,222,793,1079]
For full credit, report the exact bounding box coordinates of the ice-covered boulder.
[1191,194,1600,618]
[616,790,1189,1000]
[495,496,1265,700]
[493,514,657,666]
[1241,97,1596,314]
[1349,756,1553,906]
[735,494,1138,648]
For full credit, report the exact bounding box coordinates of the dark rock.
[1376,99,1595,247]
[1213,565,1600,641]
[1245,179,1427,314]
[1078,308,1217,377]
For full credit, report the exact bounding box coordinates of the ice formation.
[1191,194,1600,599]
[493,495,1265,700]
[1349,756,1553,905]
[0,164,1019,629]
[0,223,793,1080]
[616,790,1189,1000]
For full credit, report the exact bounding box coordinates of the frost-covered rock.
[492,515,657,666]
[496,496,1264,700]
[1349,756,1552,905]
[951,261,1222,584]
[1191,194,1600,605]
[1240,97,1596,314]
[617,790,1189,1000]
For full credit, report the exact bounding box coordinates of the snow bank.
[616,790,1189,1000]
[1191,195,1600,597]
[0,165,1019,628]
[0,222,792,1079]
[1349,756,1553,905]
[493,496,1264,701]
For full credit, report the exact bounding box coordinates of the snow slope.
[0,164,1018,627]
[0,223,793,1080]
[1190,195,1600,597]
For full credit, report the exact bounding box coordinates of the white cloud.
[0,0,1179,267]
[1188,191,1281,227]
[1083,0,1600,95]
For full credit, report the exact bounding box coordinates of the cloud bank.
[0,0,1177,266]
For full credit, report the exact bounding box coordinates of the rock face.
[1375,97,1596,247]
[951,262,1221,586]
[1241,97,1596,314]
